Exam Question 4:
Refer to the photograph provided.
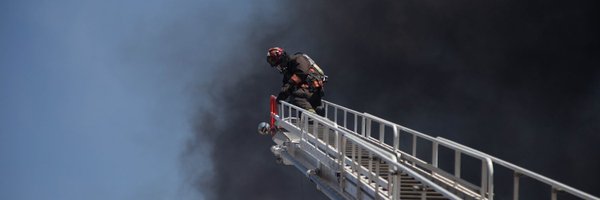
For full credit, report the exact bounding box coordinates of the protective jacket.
[276,53,324,102]
[276,53,325,115]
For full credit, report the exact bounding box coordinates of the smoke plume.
[184,0,599,199]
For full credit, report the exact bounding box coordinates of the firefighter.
[266,47,327,116]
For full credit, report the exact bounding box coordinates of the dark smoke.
[184,0,599,199]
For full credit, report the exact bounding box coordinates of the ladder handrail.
[437,137,600,200]
[322,100,494,199]
[320,99,599,200]
[276,100,462,200]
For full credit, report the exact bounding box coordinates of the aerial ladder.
[258,95,599,200]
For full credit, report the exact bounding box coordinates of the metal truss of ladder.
[261,95,599,200]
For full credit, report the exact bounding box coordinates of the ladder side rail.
[280,101,462,200]
[322,99,599,200]
[320,101,402,153]
[433,138,495,199]
[438,137,600,200]
[322,100,365,133]
[399,148,483,193]
[277,102,390,198]
[341,129,460,200]
[322,101,402,149]
[347,124,488,198]
[364,112,493,199]
[367,111,500,198]
[300,108,493,199]
[323,100,437,142]
[274,102,355,199]
[322,100,437,143]
[344,131,462,200]
[280,101,460,199]
[361,113,400,152]
[341,125,487,198]
[322,101,492,198]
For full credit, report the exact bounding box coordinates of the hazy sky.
[0,0,258,199]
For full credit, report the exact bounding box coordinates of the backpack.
[297,53,328,89]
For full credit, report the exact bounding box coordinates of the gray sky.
[0,0,261,199]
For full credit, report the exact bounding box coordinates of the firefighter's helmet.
[267,47,287,72]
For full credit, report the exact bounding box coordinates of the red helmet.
[266,47,286,67]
